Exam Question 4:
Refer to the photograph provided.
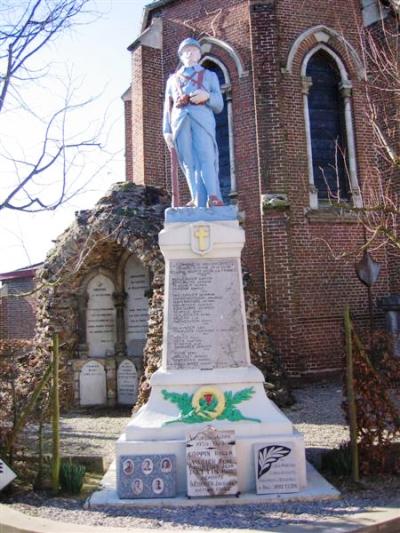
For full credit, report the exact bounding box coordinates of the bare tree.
[350,4,400,254]
[0,0,104,213]
[318,4,400,258]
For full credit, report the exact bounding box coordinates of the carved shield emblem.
[191,224,212,255]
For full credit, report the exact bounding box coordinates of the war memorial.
[88,38,336,506]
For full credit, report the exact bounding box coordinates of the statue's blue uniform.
[163,65,224,207]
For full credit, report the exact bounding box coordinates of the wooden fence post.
[344,305,360,483]
[51,334,60,493]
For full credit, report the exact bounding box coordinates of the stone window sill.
[305,206,359,224]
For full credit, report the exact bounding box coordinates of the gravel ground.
[2,381,400,531]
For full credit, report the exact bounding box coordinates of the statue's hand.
[190,89,209,105]
[164,133,174,151]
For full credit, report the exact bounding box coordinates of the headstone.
[125,256,150,356]
[117,454,176,499]
[80,360,107,406]
[86,274,116,357]
[186,426,238,497]
[254,442,299,494]
[0,458,16,491]
[167,259,247,370]
[117,359,138,405]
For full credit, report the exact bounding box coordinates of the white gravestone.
[86,274,116,357]
[125,256,150,357]
[254,442,300,494]
[186,426,238,497]
[167,259,247,370]
[0,458,16,491]
[117,359,138,405]
[80,360,107,406]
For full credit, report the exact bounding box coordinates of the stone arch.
[201,54,231,86]
[79,266,117,295]
[301,43,351,81]
[34,183,168,407]
[199,36,247,79]
[285,25,366,81]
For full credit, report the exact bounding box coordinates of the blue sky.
[0,0,148,273]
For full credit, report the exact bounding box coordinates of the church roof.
[141,0,177,31]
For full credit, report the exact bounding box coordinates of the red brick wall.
[124,96,133,182]
[0,290,8,339]
[128,45,165,188]
[125,0,397,377]
[0,278,36,339]
[142,47,165,189]
[130,47,145,184]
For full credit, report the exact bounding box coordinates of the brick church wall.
[252,0,391,375]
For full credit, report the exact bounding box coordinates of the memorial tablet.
[254,442,299,494]
[125,256,150,356]
[117,359,138,405]
[79,360,107,406]
[86,274,116,357]
[186,426,238,497]
[117,454,176,499]
[166,259,247,370]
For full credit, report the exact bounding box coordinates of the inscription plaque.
[79,360,107,406]
[86,274,116,357]
[166,259,247,370]
[186,426,238,497]
[125,256,150,356]
[254,442,299,494]
[118,454,176,499]
[117,359,138,405]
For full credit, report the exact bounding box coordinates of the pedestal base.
[88,461,340,508]
[116,365,307,496]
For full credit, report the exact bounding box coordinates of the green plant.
[59,460,86,494]
[321,442,352,476]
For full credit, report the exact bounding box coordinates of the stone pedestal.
[115,206,307,499]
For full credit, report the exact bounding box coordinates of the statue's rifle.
[169,95,180,207]
[170,145,180,208]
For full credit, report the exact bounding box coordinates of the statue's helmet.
[178,38,202,56]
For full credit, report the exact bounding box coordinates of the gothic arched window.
[302,45,361,208]
[307,51,348,201]
[201,58,235,204]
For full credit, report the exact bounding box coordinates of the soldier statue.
[163,38,224,208]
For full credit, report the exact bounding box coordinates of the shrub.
[321,442,352,476]
[59,460,86,494]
